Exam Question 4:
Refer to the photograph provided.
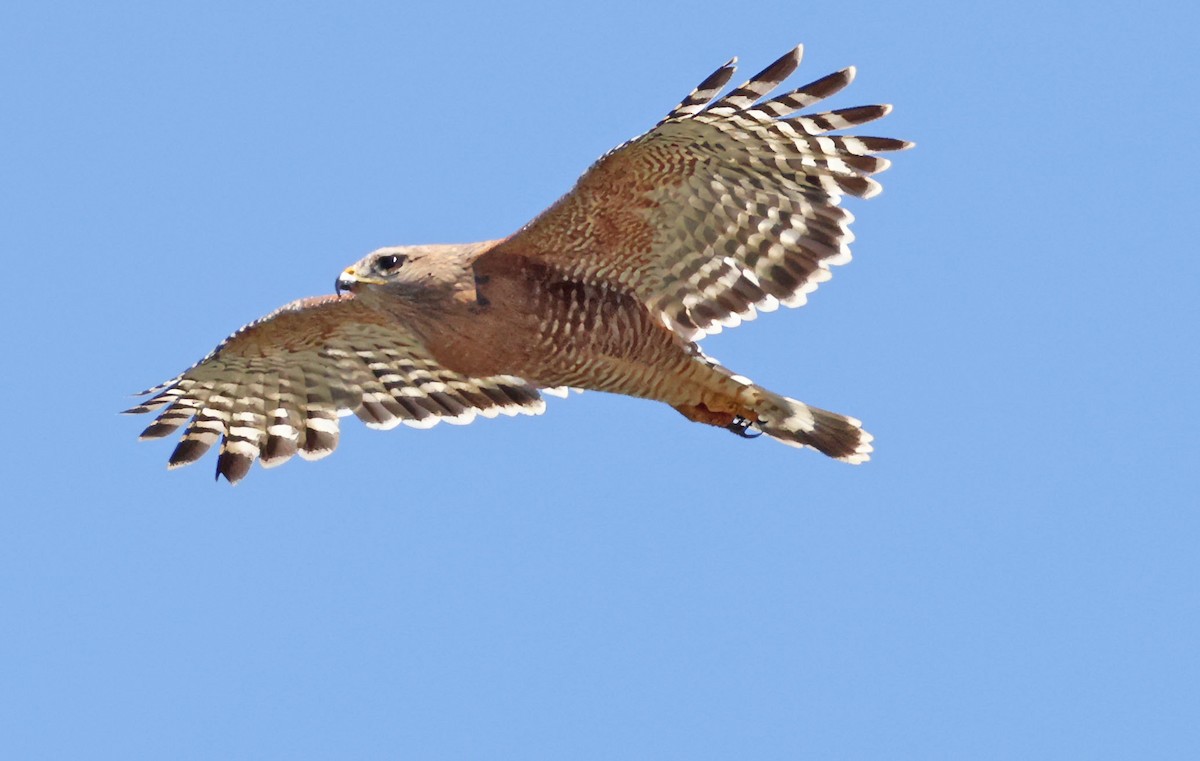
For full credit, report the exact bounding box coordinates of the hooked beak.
[336,266,387,295]
[335,268,357,295]
[336,264,386,292]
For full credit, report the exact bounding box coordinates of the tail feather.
[753,392,873,463]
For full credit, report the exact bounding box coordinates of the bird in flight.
[126,44,911,483]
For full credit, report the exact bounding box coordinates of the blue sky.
[2,1,1197,758]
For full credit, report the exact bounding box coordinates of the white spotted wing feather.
[492,44,912,340]
[125,295,546,483]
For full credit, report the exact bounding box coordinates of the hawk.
[126,44,911,483]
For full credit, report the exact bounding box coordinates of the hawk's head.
[335,244,478,305]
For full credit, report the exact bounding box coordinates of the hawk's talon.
[726,416,763,439]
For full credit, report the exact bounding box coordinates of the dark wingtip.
[168,438,211,469]
[217,451,253,485]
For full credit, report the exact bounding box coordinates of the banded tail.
[751,391,873,463]
[673,379,873,463]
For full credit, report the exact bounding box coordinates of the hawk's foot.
[726,415,763,439]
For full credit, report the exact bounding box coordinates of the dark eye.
[376,253,406,273]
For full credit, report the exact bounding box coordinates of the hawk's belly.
[424,267,700,401]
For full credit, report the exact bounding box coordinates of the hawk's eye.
[375,254,406,273]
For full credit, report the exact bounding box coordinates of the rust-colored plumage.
[126,44,912,483]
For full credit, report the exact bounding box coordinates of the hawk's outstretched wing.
[124,295,546,483]
[484,45,911,340]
